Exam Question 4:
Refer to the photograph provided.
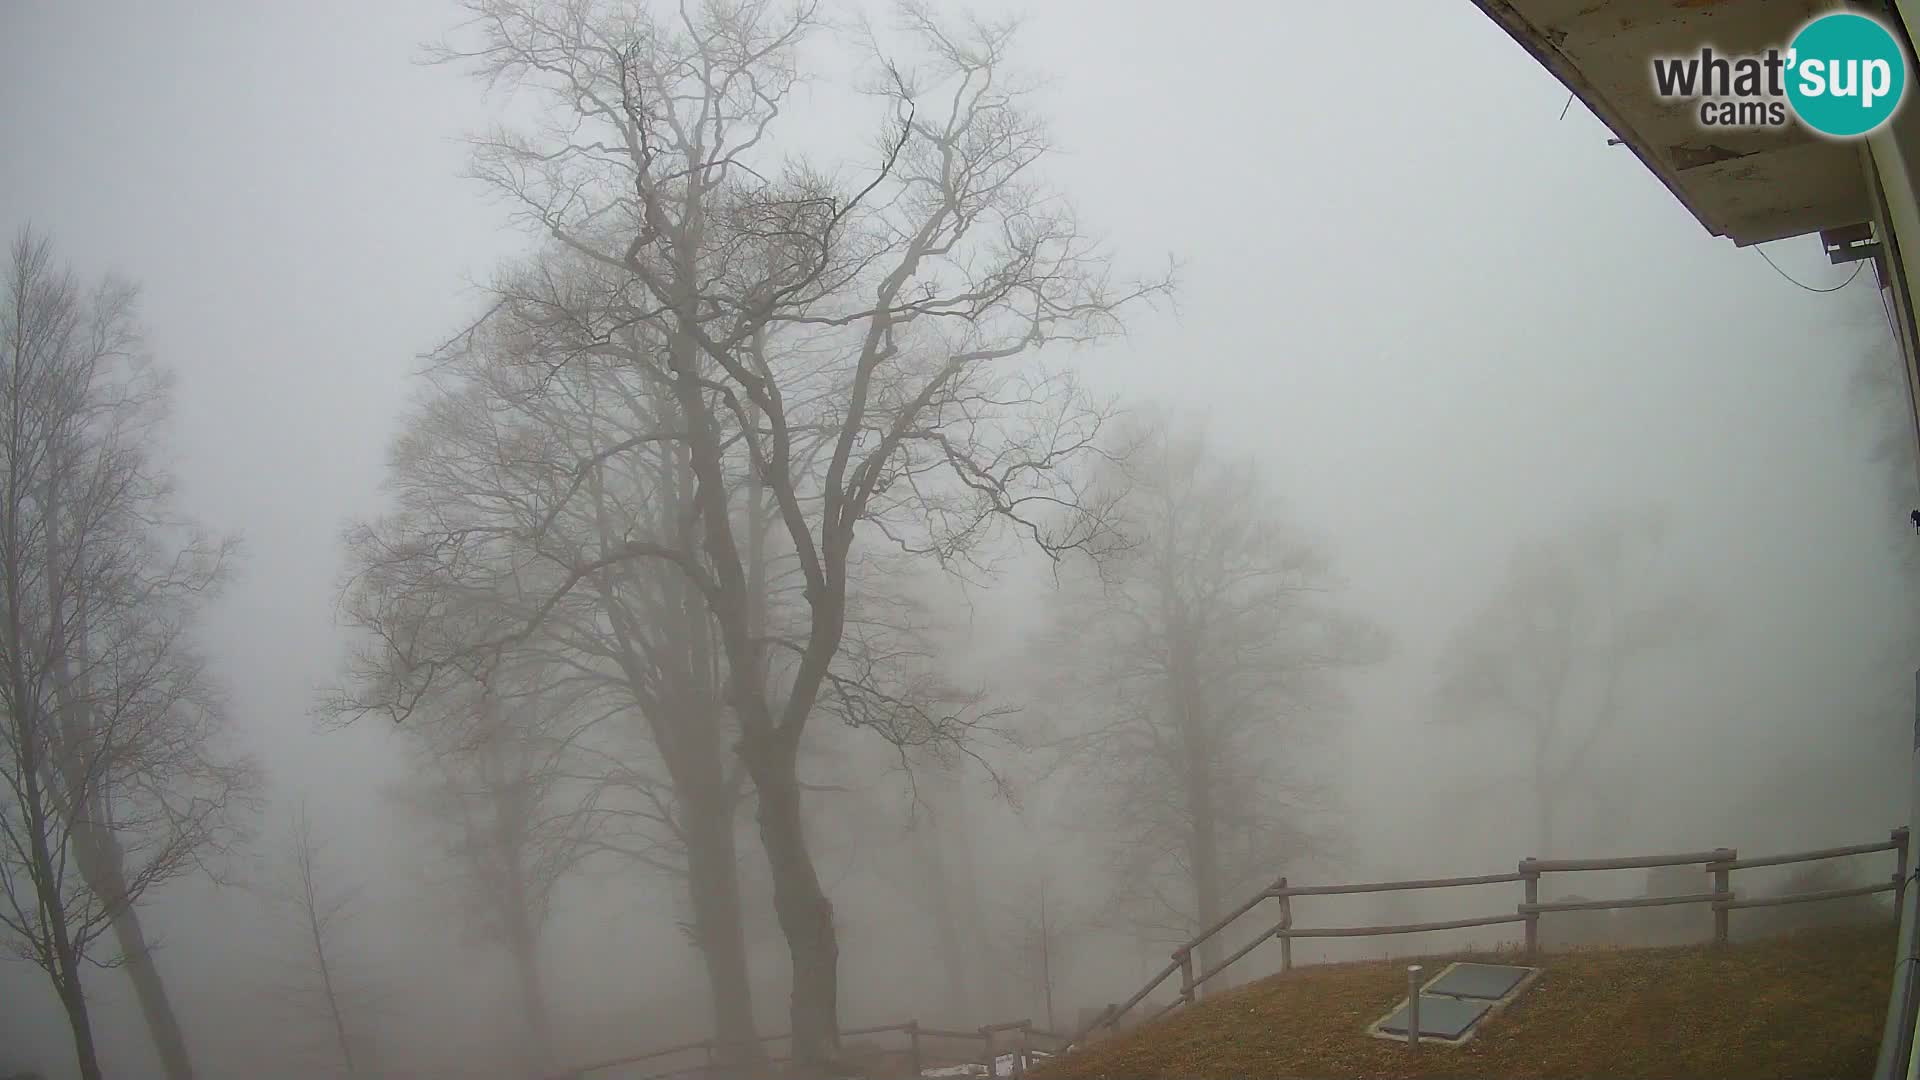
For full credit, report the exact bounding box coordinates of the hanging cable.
[1756,245,1866,293]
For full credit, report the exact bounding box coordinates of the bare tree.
[0,227,257,1080]
[993,868,1079,1034]
[1433,506,1707,856]
[378,2,1173,1068]
[335,332,1010,1068]
[1041,414,1386,988]
[267,803,374,1078]
[907,761,986,1022]
[338,346,774,1065]
[386,674,606,1077]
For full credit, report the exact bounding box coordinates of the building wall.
[1863,12,1920,1080]
[1866,43,1920,472]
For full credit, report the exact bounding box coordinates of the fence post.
[907,1021,922,1079]
[1015,1022,1031,1078]
[1276,877,1293,973]
[1896,828,1911,929]
[1177,946,1196,1005]
[1520,859,1539,954]
[1712,848,1734,946]
[981,1027,996,1080]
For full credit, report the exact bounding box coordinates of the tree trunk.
[594,433,765,1069]
[916,766,976,1022]
[1170,635,1224,993]
[753,762,841,1075]
[736,387,838,1072]
[664,277,842,1073]
[56,956,105,1080]
[27,466,120,1080]
[1037,885,1056,1033]
[684,786,763,1068]
[503,907,554,1075]
[313,935,357,1075]
[1186,781,1225,993]
[918,819,974,1021]
[58,843,194,1077]
[494,812,554,1077]
[680,439,767,1069]
[1533,733,1554,857]
[8,633,103,1080]
[22,755,104,1080]
[73,827,196,1080]
[479,692,555,1074]
[944,776,989,1012]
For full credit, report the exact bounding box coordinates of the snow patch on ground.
[919,1050,1053,1077]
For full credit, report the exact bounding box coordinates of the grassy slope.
[1036,924,1896,1080]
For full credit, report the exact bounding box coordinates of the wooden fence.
[551,827,1909,1079]
[550,1016,1072,1080]
[1067,827,1911,1050]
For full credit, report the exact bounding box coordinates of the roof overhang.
[1469,0,1876,246]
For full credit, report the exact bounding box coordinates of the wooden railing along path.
[1068,826,1912,1049]
[553,827,1909,1079]
[551,1017,1070,1080]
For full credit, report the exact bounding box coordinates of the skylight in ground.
[1425,962,1534,1000]
[1377,995,1492,1040]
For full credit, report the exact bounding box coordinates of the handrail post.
[1177,946,1196,1005]
[1895,828,1911,928]
[1276,877,1293,973]
[1520,859,1540,954]
[1712,847,1735,945]
[907,1020,922,1079]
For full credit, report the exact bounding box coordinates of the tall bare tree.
[385,669,616,1077]
[992,867,1078,1034]
[339,347,774,1065]
[266,803,374,1078]
[1433,506,1707,856]
[385,2,1172,1067]
[907,761,985,1022]
[0,228,257,1080]
[1042,415,1386,988]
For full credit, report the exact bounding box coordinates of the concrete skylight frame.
[1365,961,1545,1047]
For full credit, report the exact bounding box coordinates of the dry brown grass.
[1035,924,1896,1080]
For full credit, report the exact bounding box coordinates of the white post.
[1407,965,1423,1051]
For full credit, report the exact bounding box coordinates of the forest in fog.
[3,2,1918,1079]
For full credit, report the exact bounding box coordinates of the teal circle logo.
[1786,12,1907,137]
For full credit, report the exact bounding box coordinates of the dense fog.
[2,2,1914,1078]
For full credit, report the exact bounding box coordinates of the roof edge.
[1467,0,1731,241]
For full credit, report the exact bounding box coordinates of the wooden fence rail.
[553,828,1910,1078]
[1274,871,1529,897]
[554,1016,1072,1080]
[1065,826,1911,1052]
[1279,912,1531,939]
